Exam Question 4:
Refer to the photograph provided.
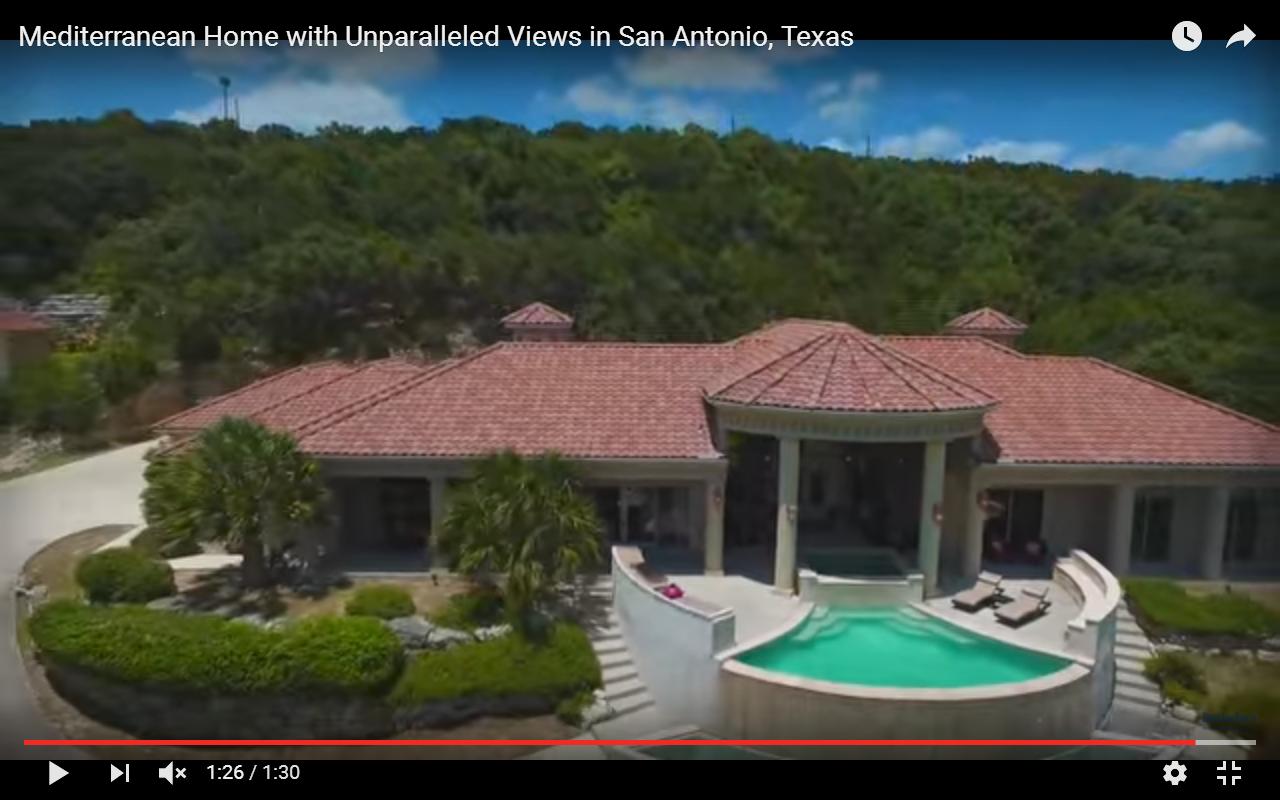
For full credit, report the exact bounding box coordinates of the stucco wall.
[1042,486,1110,560]
[611,548,735,730]
[798,569,924,606]
[719,659,1093,758]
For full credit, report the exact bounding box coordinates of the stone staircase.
[581,577,657,722]
[1107,601,1165,732]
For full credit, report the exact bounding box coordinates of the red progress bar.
[25,739,1195,747]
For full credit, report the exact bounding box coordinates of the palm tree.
[439,451,602,628]
[143,418,328,588]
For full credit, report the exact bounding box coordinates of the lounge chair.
[995,585,1052,627]
[950,571,1005,612]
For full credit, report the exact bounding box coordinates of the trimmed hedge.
[1124,579,1280,638]
[75,549,176,604]
[29,601,403,696]
[345,585,415,620]
[390,622,601,707]
[431,585,505,631]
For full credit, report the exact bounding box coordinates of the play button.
[48,761,68,785]
[110,764,124,782]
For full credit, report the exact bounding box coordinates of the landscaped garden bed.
[1123,578,1280,651]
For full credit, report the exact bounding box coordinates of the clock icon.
[1172,21,1203,52]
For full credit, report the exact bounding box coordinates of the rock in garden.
[580,698,616,726]
[233,613,273,627]
[426,626,473,650]
[473,624,512,642]
[1263,637,1280,651]
[146,596,190,612]
[1170,705,1199,723]
[386,616,436,649]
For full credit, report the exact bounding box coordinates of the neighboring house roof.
[0,310,52,332]
[32,294,111,327]
[709,321,994,413]
[298,343,732,459]
[500,301,573,327]
[944,307,1027,334]
[887,336,1280,467]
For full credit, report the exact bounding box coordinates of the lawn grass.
[1123,578,1280,638]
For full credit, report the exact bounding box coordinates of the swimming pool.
[735,605,1070,688]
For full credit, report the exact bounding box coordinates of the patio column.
[430,478,449,568]
[918,440,946,596]
[618,488,630,543]
[962,473,986,581]
[774,437,800,592]
[1200,486,1231,580]
[704,478,725,575]
[1107,483,1136,577]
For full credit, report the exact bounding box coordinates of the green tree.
[141,418,328,588]
[438,451,603,629]
[10,354,104,436]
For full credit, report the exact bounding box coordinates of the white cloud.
[881,126,963,159]
[648,94,723,129]
[174,77,411,131]
[965,139,1068,165]
[1071,120,1266,175]
[620,47,780,91]
[560,77,723,130]
[286,45,438,81]
[821,137,856,153]
[814,70,882,126]
[563,77,639,118]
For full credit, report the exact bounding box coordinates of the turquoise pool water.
[736,606,1069,688]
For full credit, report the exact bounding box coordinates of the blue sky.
[2,39,1276,179]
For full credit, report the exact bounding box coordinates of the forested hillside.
[2,111,1277,421]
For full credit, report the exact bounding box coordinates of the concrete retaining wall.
[797,569,925,606]
[611,547,734,729]
[1055,548,1121,725]
[719,658,1094,758]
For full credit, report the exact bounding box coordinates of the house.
[154,302,1280,589]
[32,293,111,331]
[0,310,54,383]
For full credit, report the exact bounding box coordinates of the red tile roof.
[298,343,732,459]
[709,321,995,413]
[500,302,573,327]
[887,336,1280,467]
[944,307,1027,333]
[157,318,1279,469]
[0,310,52,332]
[153,362,361,433]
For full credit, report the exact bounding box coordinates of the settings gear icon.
[1163,761,1188,785]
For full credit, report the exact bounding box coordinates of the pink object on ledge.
[661,583,684,599]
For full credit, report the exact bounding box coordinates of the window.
[982,489,1044,545]
[1225,490,1258,562]
[1131,491,1173,563]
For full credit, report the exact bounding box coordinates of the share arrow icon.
[1226,25,1255,48]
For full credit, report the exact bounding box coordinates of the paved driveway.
[0,441,153,760]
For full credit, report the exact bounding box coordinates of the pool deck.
[926,577,1081,656]
[645,548,1080,655]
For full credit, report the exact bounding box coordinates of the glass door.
[1131,491,1173,563]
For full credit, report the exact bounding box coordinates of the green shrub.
[345,585,415,620]
[431,585,505,631]
[75,549,175,604]
[86,332,158,404]
[1206,689,1280,739]
[1123,579,1280,637]
[10,354,105,436]
[130,526,201,558]
[29,601,402,696]
[555,689,596,725]
[1143,651,1207,695]
[390,622,601,707]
